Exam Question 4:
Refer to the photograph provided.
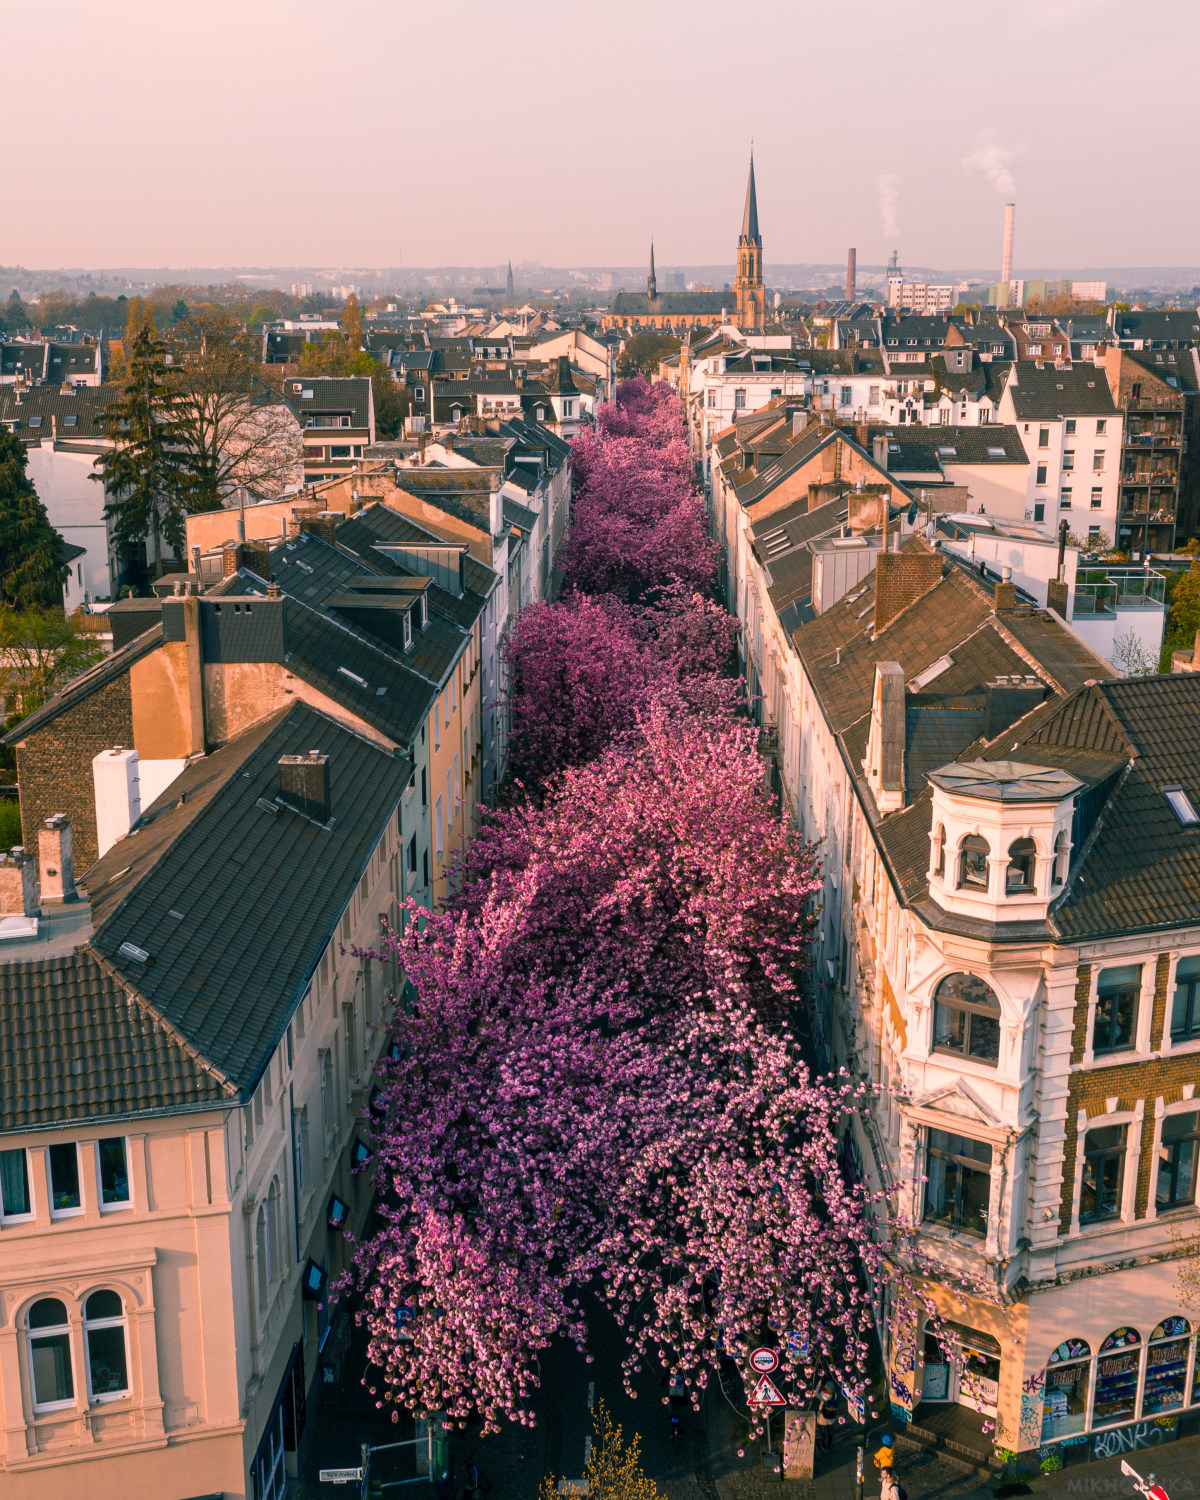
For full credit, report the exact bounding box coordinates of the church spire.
[647,239,657,300]
[506,260,514,298]
[740,153,760,245]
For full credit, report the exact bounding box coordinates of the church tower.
[735,154,765,330]
[647,240,657,301]
[506,260,515,299]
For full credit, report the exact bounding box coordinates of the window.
[1063,449,1075,470]
[402,611,412,651]
[63,413,78,428]
[706,391,716,409]
[422,847,429,887]
[1144,1318,1191,1416]
[27,1298,74,1410]
[1053,830,1070,886]
[1093,964,1140,1054]
[1060,488,1073,509]
[330,445,351,459]
[48,1142,81,1216]
[933,824,946,877]
[1042,1340,1091,1441]
[1065,419,1077,436]
[1171,955,1200,1041]
[924,1130,992,1235]
[433,704,440,751]
[0,1148,32,1219]
[1036,463,1047,486]
[1093,450,1105,472]
[1038,427,1050,448]
[97,1138,130,1209]
[296,1107,308,1195]
[841,385,852,407]
[435,795,444,856]
[407,833,417,873]
[1093,1327,1141,1427]
[414,385,425,401]
[1090,487,1103,509]
[83,1290,128,1400]
[1165,786,1200,826]
[1157,1112,1200,1211]
[453,753,460,810]
[1081,1123,1127,1223]
[932,972,1002,1064]
[420,766,427,806]
[869,385,881,405]
[1097,419,1107,436]
[256,1204,271,1302]
[1132,384,1142,400]
[1033,503,1045,523]
[1006,837,1037,893]
[320,1050,333,1136]
[733,389,747,410]
[957,834,990,890]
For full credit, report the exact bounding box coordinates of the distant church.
[602,156,765,333]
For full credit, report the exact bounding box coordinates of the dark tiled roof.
[609,290,730,315]
[1006,363,1117,419]
[283,375,372,428]
[868,424,1028,467]
[0,381,120,440]
[0,948,234,1133]
[87,702,412,1094]
[334,505,493,629]
[503,497,540,533]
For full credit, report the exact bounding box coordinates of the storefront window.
[1142,1319,1191,1416]
[1043,1340,1091,1440]
[1093,1327,1142,1428]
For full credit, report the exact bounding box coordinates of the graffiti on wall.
[1091,1418,1178,1461]
[1018,1369,1045,1449]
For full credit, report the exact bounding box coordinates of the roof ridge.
[86,942,240,1099]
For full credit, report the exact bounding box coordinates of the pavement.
[295,1307,1200,1500]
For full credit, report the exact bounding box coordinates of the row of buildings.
[706,380,1200,1466]
[0,390,575,1493]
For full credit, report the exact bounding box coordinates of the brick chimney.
[872,435,889,471]
[300,513,339,546]
[874,547,942,634]
[278,751,331,822]
[0,848,38,917]
[222,541,242,578]
[38,815,74,904]
[994,565,1017,610]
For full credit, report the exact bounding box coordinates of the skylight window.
[938,445,957,457]
[987,446,1006,457]
[63,414,78,427]
[1165,786,1200,827]
[910,654,954,690]
[28,415,42,428]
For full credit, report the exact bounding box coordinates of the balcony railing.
[1125,432,1181,448]
[1073,567,1166,618]
[1121,469,1179,485]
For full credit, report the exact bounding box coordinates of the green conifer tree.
[95,300,191,580]
[0,426,70,609]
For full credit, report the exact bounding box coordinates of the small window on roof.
[987,445,1005,457]
[28,414,42,428]
[63,413,78,427]
[1165,787,1200,827]
[938,445,957,457]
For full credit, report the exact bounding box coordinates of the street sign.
[319,1468,364,1484]
[749,1347,779,1374]
[786,1331,810,1361]
[748,1373,786,1407]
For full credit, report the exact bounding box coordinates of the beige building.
[0,703,413,1498]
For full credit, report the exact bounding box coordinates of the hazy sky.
[7,0,1199,273]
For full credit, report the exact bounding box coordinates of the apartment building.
[0,702,412,1499]
[282,377,375,485]
[1099,345,1198,553]
[728,490,1200,1466]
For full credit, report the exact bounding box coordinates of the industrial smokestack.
[1001,202,1015,294]
[845,248,857,302]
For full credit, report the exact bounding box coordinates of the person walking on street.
[815,1379,838,1454]
[873,1433,894,1474]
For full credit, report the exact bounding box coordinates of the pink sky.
[6,0,1198,272]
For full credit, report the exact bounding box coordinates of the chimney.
[874,546,942,634]
[856,422,869,451]
[190,544,202,578]
[92,746,141,857]
[0,847,38,918]
[267,581,282,598]
[222,541,242,578]
[299,513,338,546]
[994,564,1017,610]
[873,435,889,470]
[845,247,857,302]
[444,431,455,453]
[791,410,808,437]
[865,661,905,813]
[278,751,331,822]
[38,814,75,904]
[242,539,271,580]
[1001,202,1016,294]
[984,676,1044,739]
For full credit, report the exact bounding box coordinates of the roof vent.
[278,751,331,823]
[118,941,150,964]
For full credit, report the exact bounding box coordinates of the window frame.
[96,1137,132,1212]
[1080,1122,1127,1225]
[1171,955,1200,1043]
[0,1146,34,1222]
[1092,966,1141,1056]
[931,973,1003,1067]
[83,1289,130,1403]
[26,1298,76,1413]
[47,1142,83,1220]
[957,834,990,891]
[1156,1110,1200,1213]
[923,1128,994,1237]
[1006,837,1037,894]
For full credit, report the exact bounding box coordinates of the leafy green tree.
[0,426,70,608]
[341,290,363,349]
[616,330,681,378]
[95,302,191,578]
[170,298,189,323]
[0,608,105,724]
[372,368,409,439]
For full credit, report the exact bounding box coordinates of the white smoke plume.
[875,173,900,241]
[963,133,1017,198]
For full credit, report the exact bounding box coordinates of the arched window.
[1006,837,1037,893]
[256,1205,270,1304]
[1144,1318,1191,1416]
[932,972,1002,1064]
[27,1297,74,1411]
[958,834,990,891]
[1042,1339,1091,1440]
[83,1290,129,1400]
[267,1181,282,1281]
[932,825,946,878]
[1094,1327,1142,1429]
[1053,830,1070,887]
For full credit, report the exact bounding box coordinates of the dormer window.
[933,972,1001,1065]
[402,611,413,651]
[1006,837,1037,893]
[418,593,428,629]
[958,834,990,890]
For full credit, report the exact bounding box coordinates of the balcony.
[1121,468,1178,485]
[1072,566,1166,619]
[1125,431,1181,448]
